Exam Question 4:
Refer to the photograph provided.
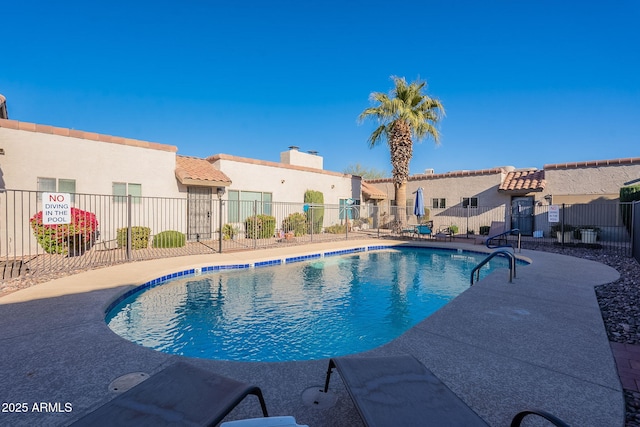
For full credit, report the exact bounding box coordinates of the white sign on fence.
[548,204,560,223]
[42,193,71,225]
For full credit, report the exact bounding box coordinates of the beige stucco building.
[0,115,361,255]
[364,159,640,237]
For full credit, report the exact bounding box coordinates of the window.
[113,182,142,203]
[37,177,76,201]
[432,198,446,209]
[227,190,273,222]
[462,197,478,209]
[339,198,360,220]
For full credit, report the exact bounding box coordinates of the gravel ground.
[2,245,640,425]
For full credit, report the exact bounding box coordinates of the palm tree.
[359,76,444,226]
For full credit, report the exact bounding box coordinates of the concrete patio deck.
[0,238,624,426]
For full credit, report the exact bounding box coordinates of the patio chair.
[70,361,269,427]
[220,416,308,426]
[474,221,506,245]
[322,354,569,427]
[414,223,433,238]
[434,225,454,242]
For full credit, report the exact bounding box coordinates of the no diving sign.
[548,204,560,223]
[42,193,71,225]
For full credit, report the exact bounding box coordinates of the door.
[187,187,212,241]
[511,196,534,236]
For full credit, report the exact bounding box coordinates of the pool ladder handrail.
[470,249,517,285]
[486,228,521,253]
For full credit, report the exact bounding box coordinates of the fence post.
[345,205,349,240]
[126,194,132,260]
[218,198,223,253]
[560,203,565,248]
[310,204,314,242]
[253,200,258,250]
[633,201,639,262]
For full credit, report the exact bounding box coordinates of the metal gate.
[187,187,212,241]
[511,196,534,236]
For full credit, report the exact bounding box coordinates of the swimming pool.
[107,247,512,362]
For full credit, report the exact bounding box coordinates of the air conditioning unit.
[424,168,435,175]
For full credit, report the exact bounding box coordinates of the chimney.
[280,147,323,169]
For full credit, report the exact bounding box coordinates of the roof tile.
[499,170,546,192]
[175,155,231,185]
[361,181,387,200]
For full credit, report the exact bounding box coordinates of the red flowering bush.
[30,208,99,255]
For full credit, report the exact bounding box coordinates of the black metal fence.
[374,201,634,255]
[0,189,635,282]
[633,201,640,264]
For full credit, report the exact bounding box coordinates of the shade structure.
[413,187,425,218]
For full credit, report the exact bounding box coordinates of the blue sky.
[3,0,639,176]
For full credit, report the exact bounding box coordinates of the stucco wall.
[212,157,360,205]
[544,162,640,203]
[0,127,181,197]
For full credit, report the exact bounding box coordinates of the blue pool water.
[107,247,512,362]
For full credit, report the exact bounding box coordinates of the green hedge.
[245,215,276,239]
[282,212,307,236]
[304,190,324,233]
[117,226,151,249]
[152,230,186,248]
[325,223,346,234]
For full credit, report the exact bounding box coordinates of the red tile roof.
[361,181,387,200]
[544,157,640,169]
[175,155,231,186]
[499,169,546,192]
[0,118,177,152]
[366,167,505,184]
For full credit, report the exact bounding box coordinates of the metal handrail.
[470,249,517,285]
[486,228,521,252]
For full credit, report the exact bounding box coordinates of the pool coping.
[103,244,528,322]
[0,238,624,426]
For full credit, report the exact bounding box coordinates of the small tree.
[343,163,388,179]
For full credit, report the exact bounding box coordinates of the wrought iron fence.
[380,201,633,255]
[633,201,640,264]
[0,189,635,282]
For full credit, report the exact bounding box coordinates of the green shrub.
[620,185,640,233]
[152,230,186,248]
[325,223,346,234]
[304,190,324,233]
[282,212,307,236]
[245,215,276,239]
[222,223,237,240]
[117,226,151,249]
[449,225,459,234]
[30,208,99,255]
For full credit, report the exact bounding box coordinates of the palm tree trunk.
[390,120,413,227]
[395,181,407,226]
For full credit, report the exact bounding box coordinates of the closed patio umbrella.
[413,187,425,219]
